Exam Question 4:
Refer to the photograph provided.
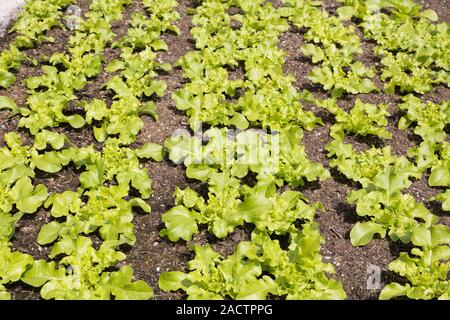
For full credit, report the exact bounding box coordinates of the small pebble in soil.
[156,267,161,272]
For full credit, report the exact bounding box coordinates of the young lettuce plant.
[380,224,450,300]
[317,98,392,140]
[397,95,450,210]
[22,237,153,300]
[398,95,449,147]
[0,241,34,300]
[81,0,179,145]
[325,140,419,188]
[160,175,320,241]
[165,127,329,189]
[74,138,162,197]
[348,164,436,246]
[0,45,29,89]
[159,226,346,300]
[428,143,450,212]
[39,185,151,247]
[0,132,59,300]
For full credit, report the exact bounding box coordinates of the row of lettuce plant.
[308,92,450,299]
[158,0,347,300]
[0,0,77,89]
[284,0,450,300]
[281,0,378,97]
[338,0,449,94]
[0,0,179,300]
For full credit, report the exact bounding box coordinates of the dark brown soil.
[0,0,449,300]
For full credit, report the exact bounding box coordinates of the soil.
[0,0,449,300]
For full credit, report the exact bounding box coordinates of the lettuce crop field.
[0,0,449,300]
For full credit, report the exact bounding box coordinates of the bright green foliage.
[0,241,34,300]
[40,185,150,247]
[0,0,75,89]
[318,98,392,140]
[22,238,153,300]
[9,177,48,214]
[0,175,47,243]
[0,133,57,231]
[397,95,450,211]
[165,127,329,190]
[159,242,277,299]
[380,225,450,300]
[12,0,75,47]
[399,96,449,181]
[0,132,51,299]
[434,190,450,212]
[161,172,242,240]
[326,140,419,187]
[106,49,168,99]
[240,187,318,235]
[339,0,449,94]
[0,0,178,301]
[348,164,436,245]
[159,0,344,299]
[0,71,16,89]
[250,227,346,299]
[160,0,449,301]
[81,0,179,144]
[0,129,160,298]
[398,95,449,146]
[312,1,450,301]
[4,0,448,302]
[160,175,320,240]
[0,96,20,115]
[0,45,28,89]
[160,226,346,300]
[323,105,442,247]
[282,0,378,96]
[418,142,450,188]
[114,1,180,49]
[16,0,131,135]
[0,131,69,176]
[172,0,319,131]
[413,142,450,208]
[84,97,143,144]
[72,139,159,197]
[19,91,85,135]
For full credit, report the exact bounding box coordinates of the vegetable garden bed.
[0,0,449,300]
